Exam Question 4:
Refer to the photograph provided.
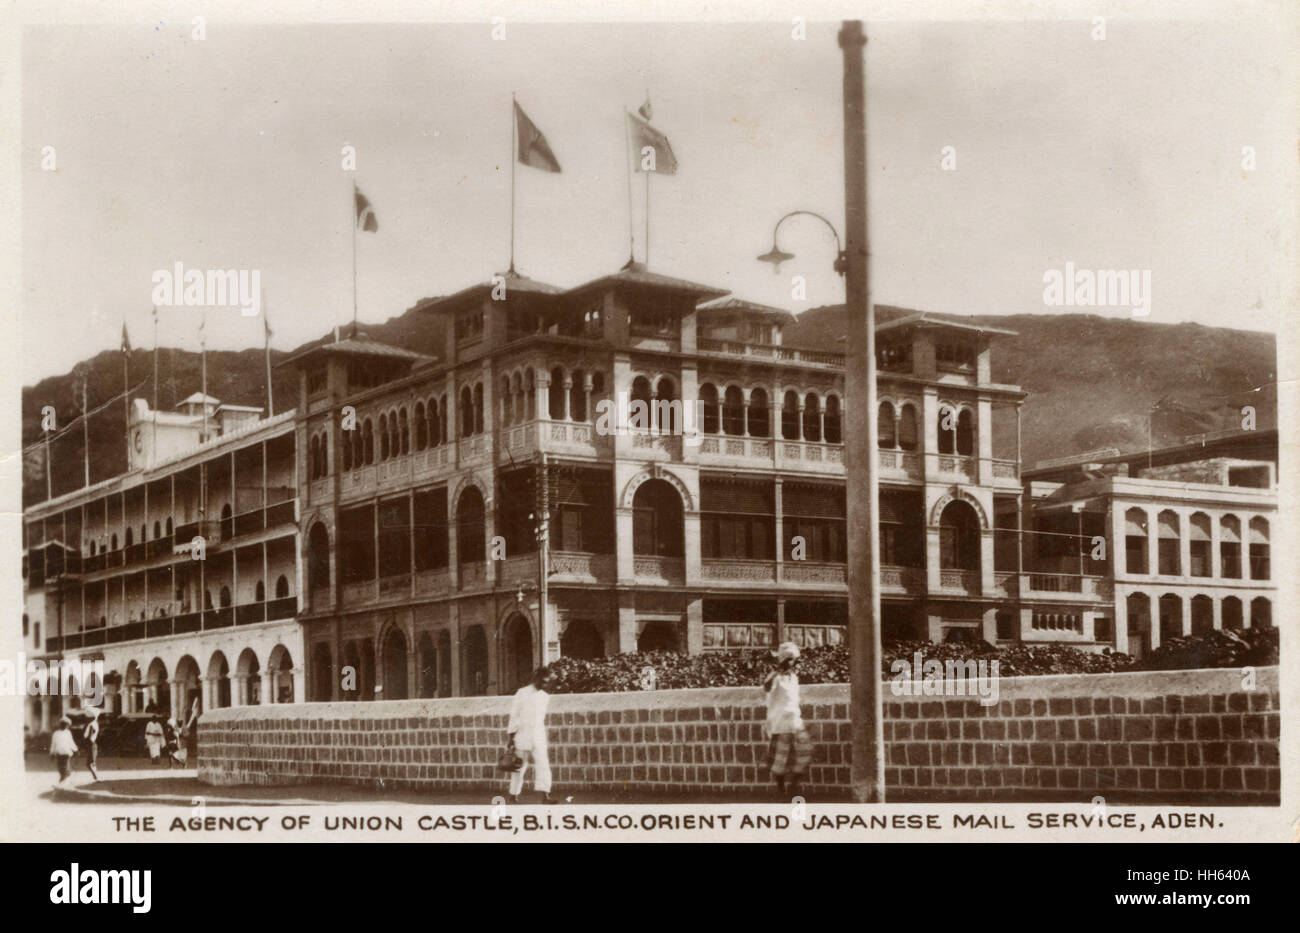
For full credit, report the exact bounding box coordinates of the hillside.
[21,303,1276,507]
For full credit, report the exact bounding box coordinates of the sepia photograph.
[1,0,1295,899]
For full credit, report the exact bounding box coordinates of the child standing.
[763,642,812,801]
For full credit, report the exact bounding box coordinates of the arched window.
[377,414,389,460]
[722,386,745,436]
[630,376,653,432]
[414,402,427,449]
[549,368,566,419]
[398,408,409,455]
[1219,515,1241,578]
[937,405,956,454]
[899,405,920,452]
[1157,510,1181,575]
[456,486,486,565]
[877,401,896,449]
[429,399,441,447]
[956,409,974,456]
[255,580,265,602]
[111,533,118,550]
[1250,597,1271,629]
[1190,594,1213,635]
[632,478,684,558]
[308,523,330,593]
[939,500,980,571]
[524,375,535,424]
[382,629,409,701]
[501,377,513,428]
[1158,593,1182,642]
[503,614,534,692]
[1189,513,1212,576]
[460,386,474,437]
[803,393,822,442]
[570,369,587,422]
[656,378,679,434]
[275,575,290,599]
[125,527,133,547]
[782,391,800,440]
[824,395,841,443]
[473,383,484,434]
[166,517,173,536]
[417,632,438,698]
[561,620,604,660]
[363,419,374,464]
[1125,508,1149,574]
[1222,595,1243,630]
[1248,517,1270,580]
[153,520,161,540]
[700,384,719,434]
[219,586,232,608]
[341,431,352,471]
[749,388,770,438]
[512,373,525,424]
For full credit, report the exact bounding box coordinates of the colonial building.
[21,394,302,734]
[287,264,1030,702]
[1020,433,1277,659]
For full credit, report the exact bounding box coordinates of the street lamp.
[757,21,884,802]
[756,210,849,277]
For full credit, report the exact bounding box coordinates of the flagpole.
[264,287,274,417]
[81,374,90,488]
[200,309,209,444]
[624,110,636,265]
[510,93,517,274]
[152,306,159,468]
[44,429,52,500]
[351,181,359,333]
[122,323,130,467]
[643,89,651,267]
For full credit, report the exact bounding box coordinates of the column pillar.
[773,477,785,581]
[1146,510,1158,579]
[562,377,572,421]
[169,678,182,717]
[1113,591,1129,654]
[741,389,750,437]
[233,673,248,707]
[1178,510,1192,581]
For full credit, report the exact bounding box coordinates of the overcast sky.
[18,10,1293,384]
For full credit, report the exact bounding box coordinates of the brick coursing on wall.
[197,667,1280,803]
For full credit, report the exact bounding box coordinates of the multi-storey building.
[288,265,1030,702]
[1020,433,1277,659]
[21,393,302,734]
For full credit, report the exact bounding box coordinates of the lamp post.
[759,20,883,803]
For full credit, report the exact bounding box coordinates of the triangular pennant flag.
[638,96,653,121]
[120,322,132,354]
[627,111,677,175]
[514,101,562,173]
[355,187,379,232]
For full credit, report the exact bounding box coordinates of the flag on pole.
[120,322,132,354]
[355,187,379,232]
[638,96,653,121]
[514,101,562,173]
[627,110,677,174]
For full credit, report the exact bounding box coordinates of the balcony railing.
[1023,573,1112,599]
[701,559,777,583]
[234,509,264,537]
[781,562,846,586]
[44,599,298,654]
[696,339,845,367]
[633,555,685,582]
[265,500,295,527]
[549,551,615,581]
[938,569,980,594]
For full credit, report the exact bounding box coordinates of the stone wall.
[197,667,1280,803]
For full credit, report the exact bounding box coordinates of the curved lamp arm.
[757,210,848,276]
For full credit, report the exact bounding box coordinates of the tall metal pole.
[841,19,885,803]
[537,453,551,666]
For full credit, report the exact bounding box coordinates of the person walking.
[82,707,102,780]
[763,642,812,801]
[163,718,184,768]
[49,717,78,783]
[506,667,555,804]
[145,716,164,765]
